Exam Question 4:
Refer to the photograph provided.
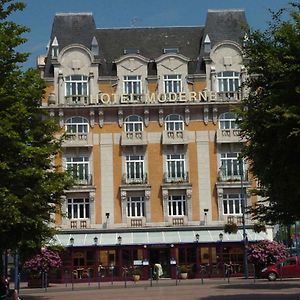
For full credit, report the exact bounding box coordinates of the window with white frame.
[163,75,182,93]
[65,75,88,96]
[165,114,184,131]
[125,155,144,182]
[223,193,243,215]
[217,71,240,92]
[124,115,143,132]
[67,197,90,219]
[66,156,90,182]
[219,112,239,130]
[166,154,186,181]
[168,195,186,216]
[65,117,89,138]
[123,75,142,95]
[220,152,241,179]
[127,196,145,217]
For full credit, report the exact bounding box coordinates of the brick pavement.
[18,278,300,300]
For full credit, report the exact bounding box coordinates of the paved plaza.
[18,278,300,300]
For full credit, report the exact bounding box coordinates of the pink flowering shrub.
[23,248,62,273]
[248,240,288,273]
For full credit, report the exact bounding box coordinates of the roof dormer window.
[51,36,59,58]
[163,47,179,54]
[123,48,140,55]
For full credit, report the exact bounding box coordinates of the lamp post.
[69,237,74,290]
[219,233,224,278]
[239,157,248,279]
[94,236,98,284]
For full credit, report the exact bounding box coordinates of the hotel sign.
[98,91,240,105]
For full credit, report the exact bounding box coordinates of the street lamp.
[219,233,224,276]
[117,235,122,245]
[69,237,74,290]
[94,236,98,246]
[239,157,248,279]
[195,233,200,242]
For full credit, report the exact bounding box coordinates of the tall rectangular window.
[68,197,90,219]
[220,153,243,180]
[123,75,142,95]
[65,75,88,96]
[66,156,89,181]
[217,71,240,92]
[127,196,145,217]
[168,195,186,216]
[166,154,185,180]
[126,155,144,181]
[164,75,182,93]
[223,193,243,215]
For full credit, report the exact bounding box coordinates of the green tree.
[0,0,72,266]
[239,4,300,226]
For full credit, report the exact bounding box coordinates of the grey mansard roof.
[43,9,247,77]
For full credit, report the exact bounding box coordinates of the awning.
[50,229,270,247]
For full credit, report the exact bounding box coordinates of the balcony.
[163,172,189,184]
[65,95,89,106]
[216,91,241,102]
[122,173,148,185]
[216,129,246,143]
[128,218,146,228]
[69,219,91,229]
[73,174,93,186]
[225,215,246,225]
[162,130,189,145]
[121,131,148,146]
[62,132,93,147]
[168,216,187,226]
[217,171,248,183]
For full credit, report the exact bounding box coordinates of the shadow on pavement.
[200,294,300,300]
[217,282,300,290]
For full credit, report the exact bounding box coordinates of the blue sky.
[10,0,291,69]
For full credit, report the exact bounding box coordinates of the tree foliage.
[239,3,300,225]
[0,0,72,256]
[247,240,287,270]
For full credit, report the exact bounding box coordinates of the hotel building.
[38,9,272,281]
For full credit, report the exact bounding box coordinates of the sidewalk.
[18,277,300,300]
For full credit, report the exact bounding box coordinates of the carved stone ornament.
[90,109,95,128]
[59,109,64,128]
[158,109,164,127]
[118,109,123,128]
[121,190,127,201]
[144,108,149,127]
[203,106,209,125]
[184,106,190,125]
[212,106,218,125]
[186,189,192,199]
[98,109,104,128]
[145,190,151,200]
[162,189,168,200]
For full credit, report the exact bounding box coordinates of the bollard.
[44,272,48,292]
[97,271,101,289]
[124,270,127,288]
[201,269,204,285]
[150,267,153,287]
[175,266,178,286]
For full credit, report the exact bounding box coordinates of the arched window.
[124,115,143,132]
[219,112,239,130]
[165,114,184,131]
[65,116,89,134]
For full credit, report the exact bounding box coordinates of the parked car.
[261,256,300,281]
